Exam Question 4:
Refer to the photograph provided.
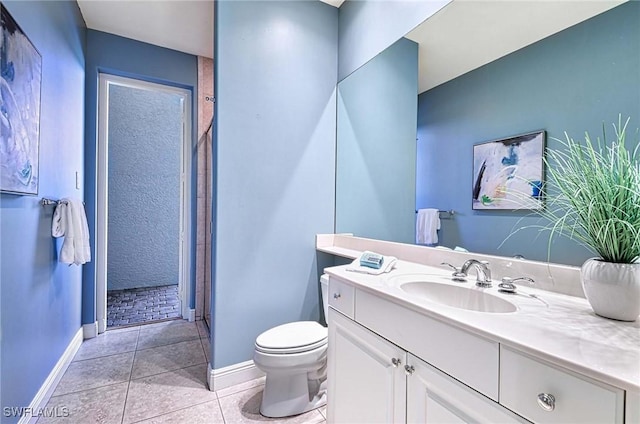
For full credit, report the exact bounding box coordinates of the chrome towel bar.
[415,209,455,218]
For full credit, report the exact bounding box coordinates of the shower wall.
[196,56,214,323]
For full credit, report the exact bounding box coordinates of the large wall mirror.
[335,1,637,267]
[335,37,418,244]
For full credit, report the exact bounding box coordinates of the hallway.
[39,320,326,423]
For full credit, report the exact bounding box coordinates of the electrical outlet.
[75,171,80,190]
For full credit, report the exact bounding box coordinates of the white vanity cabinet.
[327,308,526,423]
[326,275,628,424]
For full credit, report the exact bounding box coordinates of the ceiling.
[76,0,341,58]
[77,0,214,58]
[77,0,623,92]
[320,0,346,7]
[407,0,625,93]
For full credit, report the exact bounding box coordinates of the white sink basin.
[400,281,517,313]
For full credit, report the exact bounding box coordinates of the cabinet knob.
[404,365,415,375]
[333,293,341,299]
[391,358,401,367]
[537,393,555,411]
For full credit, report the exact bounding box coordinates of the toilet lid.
[256,321,327,354]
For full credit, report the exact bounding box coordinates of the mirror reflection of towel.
[416,208,440,245]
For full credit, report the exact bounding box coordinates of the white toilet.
[253,274,330,418]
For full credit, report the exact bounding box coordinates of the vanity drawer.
[500,346,624,424]
[328,277,355,319]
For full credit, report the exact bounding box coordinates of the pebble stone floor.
[39,319,326,423]
[107,285,181,327]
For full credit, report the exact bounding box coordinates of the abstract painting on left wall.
[1,4,42,195]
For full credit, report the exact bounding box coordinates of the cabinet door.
[407,354,528,424]
[327,308,407,424]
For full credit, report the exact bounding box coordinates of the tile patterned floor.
[107,285,180,328]
[40,320,326,424]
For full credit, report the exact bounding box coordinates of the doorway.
[96,73,192,331]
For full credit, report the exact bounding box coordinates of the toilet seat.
[255,321,327,354]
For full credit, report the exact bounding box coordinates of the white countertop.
[325,259,640,392]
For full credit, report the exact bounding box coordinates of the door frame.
[96,73,193,333]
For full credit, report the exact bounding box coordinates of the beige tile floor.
[40,320,326,424]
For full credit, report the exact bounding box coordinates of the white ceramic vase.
[581,258,640,322]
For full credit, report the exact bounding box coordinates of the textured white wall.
[107,85,182,290]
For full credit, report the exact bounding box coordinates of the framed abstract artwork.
[472,130,545,210]
[1,4,42,195]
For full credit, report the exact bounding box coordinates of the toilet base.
[260,372,327,418]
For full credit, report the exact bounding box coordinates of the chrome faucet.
[459,259,492,287]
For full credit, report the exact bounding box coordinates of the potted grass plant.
[535,115,640,321]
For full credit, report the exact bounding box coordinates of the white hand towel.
[69,199,91,265]
[52,202,66,238]
[52,198,91,265]
[416,208,440,245]
[53,201,75,264]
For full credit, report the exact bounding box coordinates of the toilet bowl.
[253,275,330,418]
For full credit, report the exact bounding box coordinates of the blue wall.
[336,37,418,244]
[0,2,85,422]
[416,2,640,266]
[212,0,338,368]
[338,0,449,81]
[107,85,182,290]
[84,30,198,324]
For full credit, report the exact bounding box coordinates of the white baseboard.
[83,322,98,339]
[19,328,83,424]
[207,360,265,392]
[188,308,196,322]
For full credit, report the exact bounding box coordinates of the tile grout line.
[199,331,208,366]
[216,394,227,424]
[216,380,265,400]
[72,348,138,364]
[128,359,208,383]
[134,335,201,353]
[126,398,219,424]
[108,316,182,331]
[47,379,131,400]
[120,325,141,424]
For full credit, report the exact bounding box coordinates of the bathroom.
[0,0,638,423]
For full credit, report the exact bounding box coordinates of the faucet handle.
[441,262,460,272]
[441,262,467,282]
[498,276,535,293]
[502,276,535,285]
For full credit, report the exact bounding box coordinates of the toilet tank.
[320,274,329,323]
